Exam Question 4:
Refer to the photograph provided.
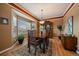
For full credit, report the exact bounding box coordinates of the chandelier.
[39,9,45,24]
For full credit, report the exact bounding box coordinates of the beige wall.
[48,4,79,50]
[63,4,79,50]
[48,18,63,36]
[0,3,38,51]
[0,4,13,51]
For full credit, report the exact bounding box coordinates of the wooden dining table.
[28,30,49,55]
[35,36,48,53]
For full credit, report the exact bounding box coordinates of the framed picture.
[0,17,8,25]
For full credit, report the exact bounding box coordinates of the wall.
[63,4,79,50]
[47,4,79,51]
[0,3,39,51]
[48,18,63,36]
[12,4,39,37]
[0,4,13,51]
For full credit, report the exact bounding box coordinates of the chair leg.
[35,46,37,55]
[46,39,49,49]
[43,42,45,53]
[39,43,42,49]
[46,42,48,49]
[28,43,29,48]
[28,45,30,53]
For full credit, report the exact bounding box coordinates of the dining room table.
[35,36,48,53]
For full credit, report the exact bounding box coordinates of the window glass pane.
[31,22,36,30]
[12,15,17,43]
[68,16,73,35]
[18,18,31,35]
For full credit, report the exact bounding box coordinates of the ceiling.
[19,3,71,20]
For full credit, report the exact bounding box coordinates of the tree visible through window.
[18,18,31,35]
[68,16,73,35]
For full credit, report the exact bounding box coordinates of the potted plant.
[57,25,63,39]
[18,32,24,44]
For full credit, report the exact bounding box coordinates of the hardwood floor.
[52,37,78,56]
[0,37,78,56]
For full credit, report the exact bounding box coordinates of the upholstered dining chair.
[40,31,50,53]
[28,30,40,55]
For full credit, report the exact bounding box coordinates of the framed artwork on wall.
[0,17,8,25]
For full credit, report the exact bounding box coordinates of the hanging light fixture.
[39,21,44,24]
[39,9,45,24]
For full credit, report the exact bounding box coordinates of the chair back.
[28,30,36,42]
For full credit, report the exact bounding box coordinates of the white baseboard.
[0,42,17,54]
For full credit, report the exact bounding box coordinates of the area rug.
[0,40,52,56]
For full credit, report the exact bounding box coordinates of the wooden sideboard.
[61,35,77,52]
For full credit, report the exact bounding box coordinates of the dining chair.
[28,30,40,55]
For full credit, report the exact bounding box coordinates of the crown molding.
[8,3,75,21]
[43,3,75,20]
[8,3,40,21]
[63,3,75,16]
[42,16,63,21]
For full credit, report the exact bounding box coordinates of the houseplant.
[18,32,24,44]
[57,25,63,39]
